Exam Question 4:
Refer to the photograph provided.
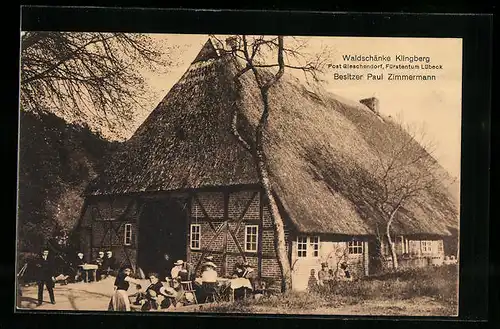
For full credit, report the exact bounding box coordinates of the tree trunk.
[386,231,399,270]
[255,90,292,292]
[386,213,399,270]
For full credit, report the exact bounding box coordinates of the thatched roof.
[87,39,459,236]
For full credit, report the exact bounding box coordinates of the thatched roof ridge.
[87,55,258,196]
[236,69,458,236]
[87,41,459,236]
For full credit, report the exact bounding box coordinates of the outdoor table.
[216,278,252,302]
[78,264,98,283]
[192,277,253,302]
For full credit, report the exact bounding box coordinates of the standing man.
[35,248,56,305]
[74,252,86,282]
[94,251,105,282]
[103,250,118,277]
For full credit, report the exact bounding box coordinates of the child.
[340,263,352,281]
[307,269,318,292]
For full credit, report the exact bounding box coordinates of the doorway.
[368,239,383,275]
[137,198,188,278]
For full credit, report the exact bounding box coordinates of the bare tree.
[20,32,169,136]
[211,35,330,291]
[367,116,445,270]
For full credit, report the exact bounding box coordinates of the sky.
[125,34,463,180]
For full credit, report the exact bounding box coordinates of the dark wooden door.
[138,199,187,277]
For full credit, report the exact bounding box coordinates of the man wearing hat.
[35,248,56,305]
[171,260,184,280]
[317,262,330,287]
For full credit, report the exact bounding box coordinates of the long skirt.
[108,289,131,311]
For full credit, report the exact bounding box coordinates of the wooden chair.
[180,281,198,305]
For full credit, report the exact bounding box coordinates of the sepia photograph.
[16,32,461,316]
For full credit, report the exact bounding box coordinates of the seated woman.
[198,261,218,302]
[231,261,245,279]
[157,276,186,308]
[234,262,255,300]
[133,273,167,311]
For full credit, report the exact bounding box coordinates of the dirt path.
[16,279,455,316]
[17,278,201,312]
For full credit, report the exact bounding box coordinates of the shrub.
[199,265,458,313]
[320,264,458,303]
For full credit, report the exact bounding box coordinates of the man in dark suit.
[93,251,105,281]
[103,250,118,277]
[74,252,86,282]
[35,249,56,305]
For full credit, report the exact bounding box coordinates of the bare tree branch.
[20,32,169,135]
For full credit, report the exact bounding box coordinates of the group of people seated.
[308,262,352,291]
[109,256,263,312]
[73,250,118,282]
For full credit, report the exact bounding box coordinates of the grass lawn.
[199,264,459,316]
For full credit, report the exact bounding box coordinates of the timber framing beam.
[192,190,259,272]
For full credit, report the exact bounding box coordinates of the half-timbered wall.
[187,188,292,281]
[79,196,140,271]
[380,236,446,268]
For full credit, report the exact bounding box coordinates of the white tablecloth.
[194,277,252,290]
[78,264,98,270]
[229,278,252,290]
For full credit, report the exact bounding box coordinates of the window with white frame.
[437,240,443,253]
[297,236,320,258]
[297,236,307,257]
[396,236,409,254]
[382,240,389,256]
[310,236,320,257]
[421,240,433,253]
[124,224,132,246]
[245,225,258,252]
[190,224,201,250]
[348,240,363,255]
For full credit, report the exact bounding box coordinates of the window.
[190,224,201,250]
[396,236,409,254]
[383,241,390,256]
[297,236,307,257]
[297,236,320,258]
[437,240,443,253]
[245,225,258,252]
[124,224,132,246]
[310,236,320,257]
[348,240,363,255]
[421,241,433,253]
